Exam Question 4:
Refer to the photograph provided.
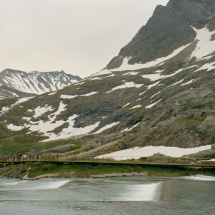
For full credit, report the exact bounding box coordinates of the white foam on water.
[2,182,22,186]
[114,182,162,202]
[2,179,71,191]
[182,175,215,181]
[27,180,71,190]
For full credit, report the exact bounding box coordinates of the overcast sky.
[0,0,168,78]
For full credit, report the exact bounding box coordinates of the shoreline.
[0,162,214,180]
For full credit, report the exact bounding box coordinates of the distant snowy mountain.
[0,69,81,98]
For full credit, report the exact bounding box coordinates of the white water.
[0,177,162,201]
[0,179,71,191]
[1,177,215,215]
[26,179,71,190]
[182,175,215,181]
[113,182,162,201]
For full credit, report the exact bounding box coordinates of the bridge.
[0,156,215,170]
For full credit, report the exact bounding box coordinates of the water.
[0,175,215,215]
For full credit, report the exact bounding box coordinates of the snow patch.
[33,105,54,118]
[48,101,67,121]
[181,79,198,86]
[170,79,184,86]
[0,97,32,117]
[151,91,161,98]
[42,118,100,142]
[123,72,139,76]
[123,103,130,108]
[6,124,24,131]
[81,92,98,97]
[146,99,161,109]
[48,92,56,96]
[106,82,143,93]
[130,105,142,109]
[94,122,120,134]
[61,95,78,99]
[121,122,140,132]
[96,145,211,160]
[195,63,215,72]
[190,26,215,60]
[142,74,163,81]
[61,92,97,99]
[147,81,160,90]
[100,43,191,74]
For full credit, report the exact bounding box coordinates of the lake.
[0,175,215,215]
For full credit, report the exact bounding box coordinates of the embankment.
[1,162,215,179]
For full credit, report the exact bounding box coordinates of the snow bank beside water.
[96,145,211,160]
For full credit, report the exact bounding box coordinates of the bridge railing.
[0,154,60,163]
[0,155,215,166]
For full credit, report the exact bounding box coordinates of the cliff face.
[106,0,215,69]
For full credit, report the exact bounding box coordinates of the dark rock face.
[106,0,215,69]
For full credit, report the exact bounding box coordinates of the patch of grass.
[0,133,83,156]
[2,162,215,179]
[24,162,215,178]
[94,144,121,157]
[70,144,82,151]
[28,163,73,178]
[0,133,42,155]
[34,138,81,152]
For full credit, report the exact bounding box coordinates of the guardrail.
[0,154,59,163]
[0,155,215,168]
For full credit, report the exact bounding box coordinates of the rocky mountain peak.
[105,0,215,70]
[167,0,215,14]
[0,69,82,98]
[167,0,215,28]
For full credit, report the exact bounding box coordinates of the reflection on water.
[0,175,215,215]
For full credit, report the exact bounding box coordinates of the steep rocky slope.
[0,0,215,157]
[105,0,215,69]
[0,69,81,98]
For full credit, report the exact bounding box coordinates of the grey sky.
[0,0,168,78]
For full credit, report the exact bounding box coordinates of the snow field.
[94,122,120,134]
[121,122,140,132]
[106,82,143,93]
[145,99,161,109]
[60,92,97,99]
[33,105,54,118]
[190,27,215,60]
[99,43,191,75]
[96,145,212,160]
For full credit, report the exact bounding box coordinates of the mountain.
[0,69,82,99]
[105,0,215,69]
[1,0,215,158]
